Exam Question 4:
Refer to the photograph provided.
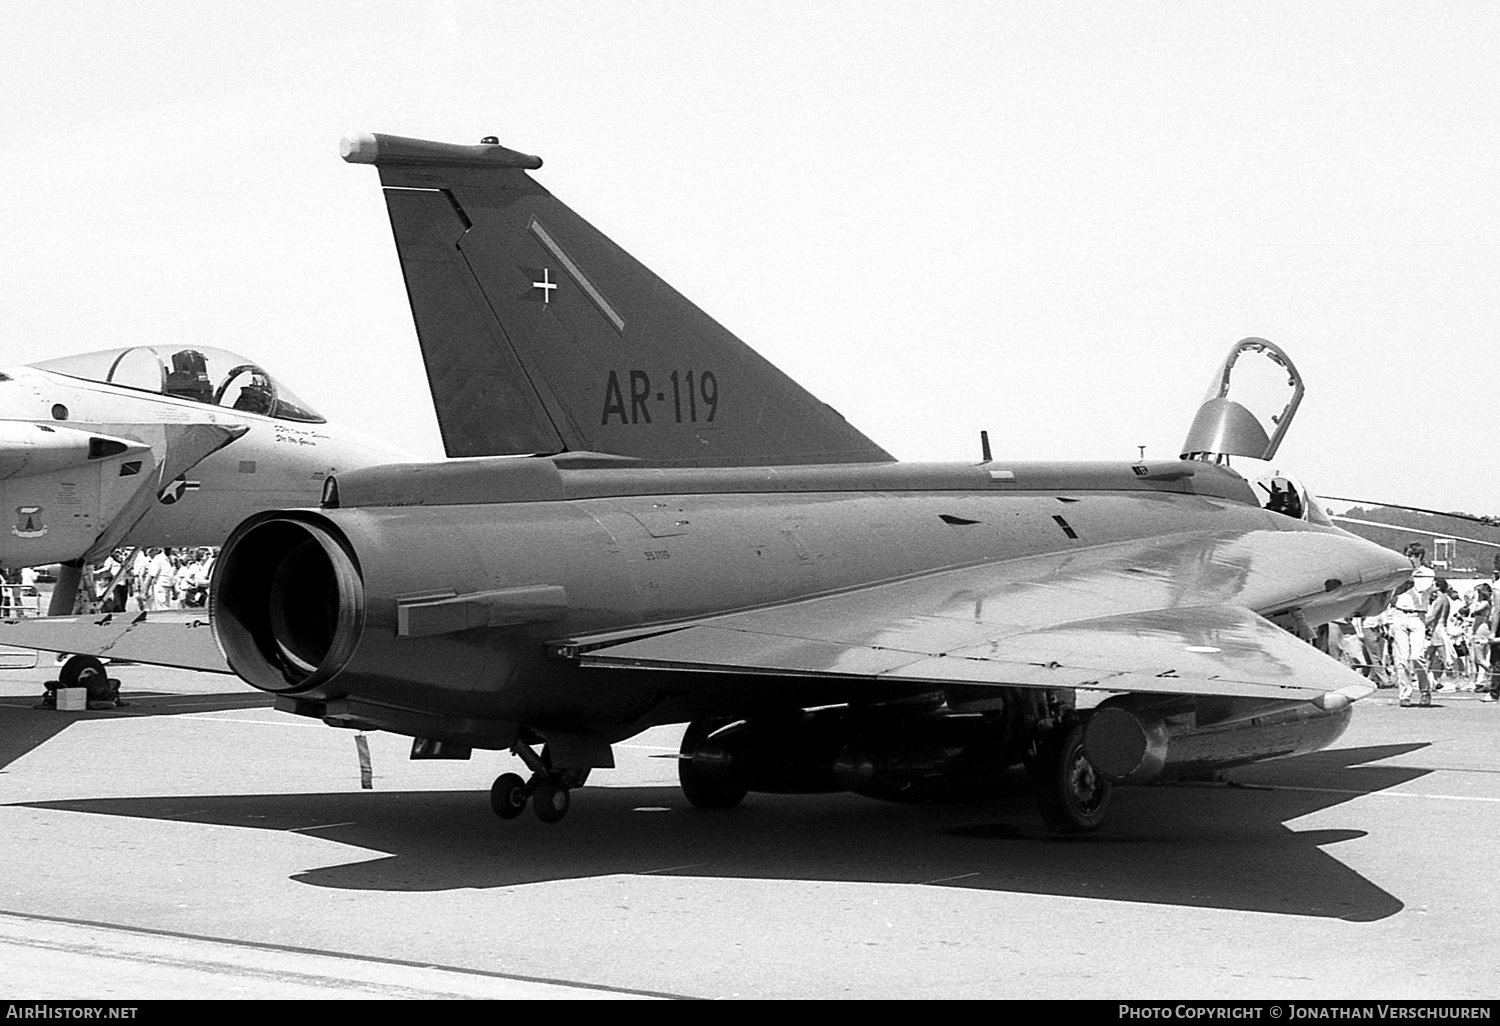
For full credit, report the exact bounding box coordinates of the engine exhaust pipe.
[211,513,365,695]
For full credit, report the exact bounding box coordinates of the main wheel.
[489,772,528,819]
[678,719,748,810]
[1030,722,1111,834]
[533,776,571,823]
[58,655,108,697]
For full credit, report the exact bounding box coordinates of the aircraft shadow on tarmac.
[18,742,1428,922]
[0,690,273,772]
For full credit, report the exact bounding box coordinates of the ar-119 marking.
[601,370,719,426]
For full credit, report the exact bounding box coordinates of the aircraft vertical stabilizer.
[342,133,893,467]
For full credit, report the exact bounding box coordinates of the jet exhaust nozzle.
[211,513,365,695]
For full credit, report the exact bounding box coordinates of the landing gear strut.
[488,741,589,824]
[1028,720,1111,834]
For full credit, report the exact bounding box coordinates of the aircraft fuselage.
[213,455,1407,751]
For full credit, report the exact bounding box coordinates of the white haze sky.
[2,1,1496,513]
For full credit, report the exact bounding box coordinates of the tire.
[489,772,528,820]
[58,655,108,697]
[1030,722,1110,834]
[533,777,570,823]
[678,719,748,810]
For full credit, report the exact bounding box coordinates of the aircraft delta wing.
[564,528,1395,705]
[0,608,227,674]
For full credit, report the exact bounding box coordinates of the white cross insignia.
[532,268,558,303]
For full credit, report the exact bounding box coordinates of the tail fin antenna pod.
[342,133,892,467]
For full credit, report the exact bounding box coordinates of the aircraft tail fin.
[342,133,892,466]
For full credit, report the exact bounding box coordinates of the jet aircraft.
[0,345,412,646]
[6,135,1413,832]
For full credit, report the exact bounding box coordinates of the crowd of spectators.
[0,547,218,617]
[97,547,216,612]
[0,565,41,616]
[1326,546,1500,704]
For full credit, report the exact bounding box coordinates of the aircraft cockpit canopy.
[1178,340,1333,525]
[32,346,325,424]
[1180,338,1304,463]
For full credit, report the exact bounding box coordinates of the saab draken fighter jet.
[13,135,1413,833]
[0,345,412,622]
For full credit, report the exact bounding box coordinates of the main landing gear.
[488,740,589,824]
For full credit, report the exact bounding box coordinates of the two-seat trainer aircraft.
[13,134,1413,832]
[0,346,411,641]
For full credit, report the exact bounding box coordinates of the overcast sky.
[3,2,1496,514]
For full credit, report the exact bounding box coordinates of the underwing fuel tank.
[1081,692,1354,785]
[687,706,1023,804]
